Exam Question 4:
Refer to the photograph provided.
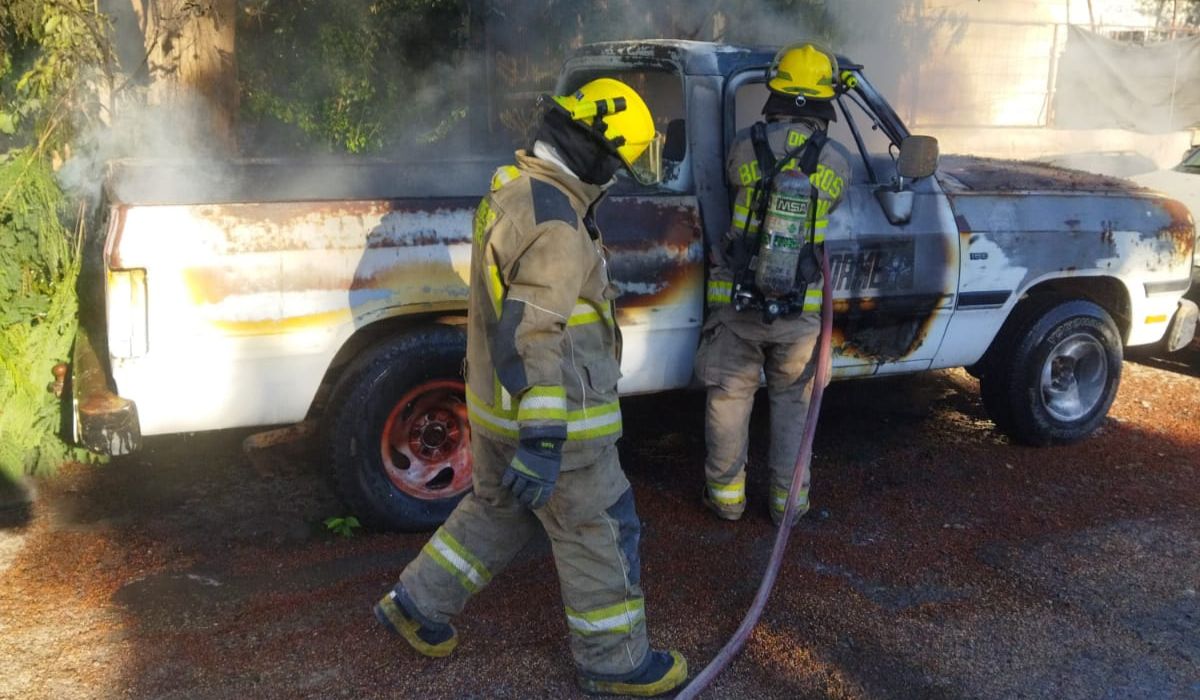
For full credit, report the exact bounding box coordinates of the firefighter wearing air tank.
[696,43,852,526]
[374,78,687,697]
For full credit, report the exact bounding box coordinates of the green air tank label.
[768,233,801,250]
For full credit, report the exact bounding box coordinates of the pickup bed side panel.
[107,192,706,434]
[106,199,477,435]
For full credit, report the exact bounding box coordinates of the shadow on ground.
[2,365,1199,699]
[0,471,33,530]
[1127,343,1200,379]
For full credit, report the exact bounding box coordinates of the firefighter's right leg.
[378,434,540,657]
[764,318,820,526]
[695,322,766,520]
[536,447,687,695]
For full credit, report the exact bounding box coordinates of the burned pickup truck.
[74,41,1197,530]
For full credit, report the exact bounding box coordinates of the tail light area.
[106,268,148,358]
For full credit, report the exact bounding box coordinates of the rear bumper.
[72,323,141,456]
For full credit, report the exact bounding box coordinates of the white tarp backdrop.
[1054,25,1200,133]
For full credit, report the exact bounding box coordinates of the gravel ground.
[1,353,1198,699]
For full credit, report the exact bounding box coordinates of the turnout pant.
[397,433,648,677]
[694,312,820,518]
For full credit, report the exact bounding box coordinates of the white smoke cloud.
[58,90,236,205]
[58,0,1196,207]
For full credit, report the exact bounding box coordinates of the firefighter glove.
[502,427,565,509]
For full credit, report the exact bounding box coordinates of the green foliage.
[0,0,112,478]
[0,151,66,326]
[238,0,471,154]
[1,0,114,149]
[0,149,90,477]
[324,515,362,538]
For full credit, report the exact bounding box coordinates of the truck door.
[557,67,705,394]
[728,74,958,377]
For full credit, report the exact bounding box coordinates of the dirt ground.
[2,352,1199,700]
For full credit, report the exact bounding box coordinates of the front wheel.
[980,299,1122,446]
[324,325,471,531]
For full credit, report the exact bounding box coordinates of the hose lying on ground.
[676,249,834,699]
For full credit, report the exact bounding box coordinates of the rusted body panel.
[941,156,1194,349]
[820,164,959,375]
[102,190,703,434]
[72,323,140,455]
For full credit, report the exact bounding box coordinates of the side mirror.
[897,135,939,179]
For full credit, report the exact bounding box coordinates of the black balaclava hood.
[533,106,626,186]
[762,92,837,123]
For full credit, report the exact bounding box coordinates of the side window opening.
[1182,146,1200,170]
[732,76,893,186]
[561,68,690,193]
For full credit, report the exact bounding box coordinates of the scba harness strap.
[728,123,828,323]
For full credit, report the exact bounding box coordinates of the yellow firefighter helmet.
[552,77,663,185]
[767,43,839,101]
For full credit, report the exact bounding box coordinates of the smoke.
[58,91,236,205]
[485,0,1196,175]
[60,0,1196,208]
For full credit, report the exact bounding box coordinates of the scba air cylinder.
[755,170,812,299]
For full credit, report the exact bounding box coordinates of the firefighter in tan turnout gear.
[374,78,687,696]
[696,43,852,526]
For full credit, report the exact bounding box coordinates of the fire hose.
[676,248,834,699]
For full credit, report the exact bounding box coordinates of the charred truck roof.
[563,40,781,76]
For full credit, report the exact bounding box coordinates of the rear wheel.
[980,298,1122,445]
[325,325,471,531]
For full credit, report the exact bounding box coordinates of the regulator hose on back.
[676,248,834,699]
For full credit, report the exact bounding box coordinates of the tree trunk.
[131,0,238,152]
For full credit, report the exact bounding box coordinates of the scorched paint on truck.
[74,41,1197,530]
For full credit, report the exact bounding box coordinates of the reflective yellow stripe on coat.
[707,280,733,305]
[467,386,622,441]
[706,281,822,310]
[568,299,613,328]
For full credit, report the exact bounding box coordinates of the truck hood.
[941,154,1195,289]
[938,155,1147,194]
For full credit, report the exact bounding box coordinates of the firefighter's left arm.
[491,220,586,426]
[492,221,586,508]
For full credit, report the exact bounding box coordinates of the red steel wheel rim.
[380,379,472,500]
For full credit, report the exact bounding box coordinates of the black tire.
[324,325,471,531]
[977,295,1055,436]
[981,298,1122,446]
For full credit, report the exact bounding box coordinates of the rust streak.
[1157,197,1196,263]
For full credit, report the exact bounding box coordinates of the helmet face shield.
[625,131,665,186]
